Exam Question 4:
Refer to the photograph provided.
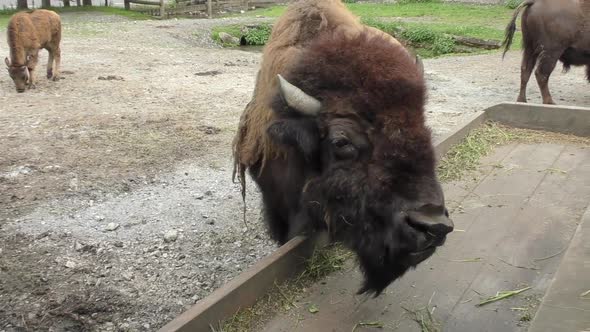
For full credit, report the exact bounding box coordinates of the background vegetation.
[215,1,522,58]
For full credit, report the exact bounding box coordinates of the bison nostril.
[406,205,454,238]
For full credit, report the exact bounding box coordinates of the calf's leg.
[51,47,61,81]
[26,51,40,89]
[46,48,54,79]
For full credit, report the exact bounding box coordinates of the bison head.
[5,57,30,93]
[267,71,453,296]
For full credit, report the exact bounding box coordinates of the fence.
[129,0,280,18]
[0,0,123,8]
[124,0,164,16]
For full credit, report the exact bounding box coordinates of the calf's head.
[5,57,30,93]
[268,70,453,296]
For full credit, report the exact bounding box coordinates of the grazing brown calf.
[233,0,453,295]
[4,9,62,93]
[503,0,590,104]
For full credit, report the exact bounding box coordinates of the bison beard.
[302,170,416,295]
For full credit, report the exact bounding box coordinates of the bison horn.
[4,57,10,68]
[277,74,321,116]
[24,66,30,82]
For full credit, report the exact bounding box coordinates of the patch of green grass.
[246,2,513,24]
[216,244,352,332]
[243,24,271,45]
[55,6,151,20]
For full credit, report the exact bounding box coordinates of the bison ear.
[277,74,322,116]
[267,118,320,162]
[415,55,424,77]
[4,57,10,68]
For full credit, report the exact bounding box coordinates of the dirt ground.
[0,12,588,332]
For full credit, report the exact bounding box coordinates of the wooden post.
[207,0,212,18]
[124,0,130,10]
[159,0,164,17]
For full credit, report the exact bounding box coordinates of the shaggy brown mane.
[282,28,426,131]
[232,0,423,191]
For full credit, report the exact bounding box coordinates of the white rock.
[164,230,178,243]
[105,223,119,231]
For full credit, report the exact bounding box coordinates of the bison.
[5,9,62,93]
[232,0,453,295]
[503,0,590,104]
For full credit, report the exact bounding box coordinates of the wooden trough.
[158,102,590,332]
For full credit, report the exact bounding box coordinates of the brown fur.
[232,0,409,187]
[5,9,62,92]
[503,0,590,104]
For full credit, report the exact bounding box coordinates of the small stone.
[218,32,240,45]
[74,241,84,251]
[122,272,134,281]
[206,220,215,225]
[113,241,124,248]
[204,190,213,196]
[65,261,76,269]
[164,230,178,243]
[105,223,119,231]
[95,215,105,221]
[143,324,150,329]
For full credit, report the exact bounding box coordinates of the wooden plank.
[528,205,590,332]
[446,145,590,331]
[128,0,160,6]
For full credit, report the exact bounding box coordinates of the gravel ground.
[0,12,588,332]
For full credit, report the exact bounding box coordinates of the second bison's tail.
[502,0,535,59]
